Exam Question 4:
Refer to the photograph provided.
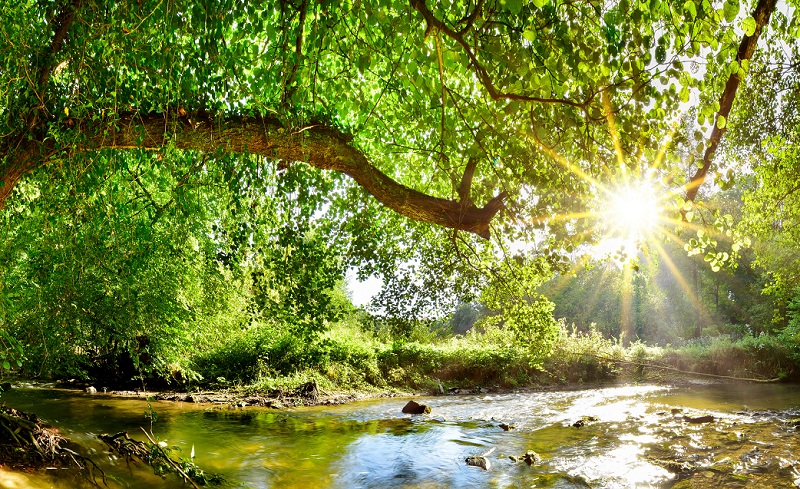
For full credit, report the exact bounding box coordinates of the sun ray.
[651,124,677,170]
[531,137,609,194]
[603,91,626,171]
[649,239,715,328]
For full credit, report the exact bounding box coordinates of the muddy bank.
[53,375,741,413]
[49,379,410,409]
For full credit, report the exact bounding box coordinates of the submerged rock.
[499,422,515,431]
[402,400,431,415]
[509,450,541,465]
[572,415,599,428]
[683,414,715,424]
[85,386,97,394]
[465,455,489,470]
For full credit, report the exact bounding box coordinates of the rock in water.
[401,400,431,414]
[465,455,489,470]
[522,451,541,465]
[85,386,97,394]
[683,414,715,424]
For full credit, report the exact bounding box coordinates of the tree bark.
[0,113,506,238]
[685,0,779,203]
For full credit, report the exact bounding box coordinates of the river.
[0,382,799,488]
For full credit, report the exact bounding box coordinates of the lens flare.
[604,183,662,242]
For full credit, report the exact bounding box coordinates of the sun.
[589,178,666,263]
[604,183,662,241]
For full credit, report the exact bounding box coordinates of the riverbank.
[7,324,797,411]
[4,380,800,489]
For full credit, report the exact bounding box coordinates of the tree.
[2,0,798,376]
[0,0,783,242]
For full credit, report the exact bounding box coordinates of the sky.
[346,271,383,307]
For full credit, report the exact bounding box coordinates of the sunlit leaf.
[741,16,756,36]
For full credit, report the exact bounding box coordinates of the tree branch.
[38,0,81,89]
[684,0,778,204]
[281,0,309,107]
[0,113,506,239]
[408,0,586,110]
[458,156,478,205]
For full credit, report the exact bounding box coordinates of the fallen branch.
[139,427,201,489]
[99,428,221,487]
[0,405,105,484]
[591,354,782,383]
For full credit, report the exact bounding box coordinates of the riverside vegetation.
[3,0,800,443]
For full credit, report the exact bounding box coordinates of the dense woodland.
[1,0,800,389]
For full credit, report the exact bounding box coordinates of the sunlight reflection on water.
[2,383,800,488]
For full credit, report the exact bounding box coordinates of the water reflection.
[0,383,799,488]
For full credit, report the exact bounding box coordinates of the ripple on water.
[2,383,800,488]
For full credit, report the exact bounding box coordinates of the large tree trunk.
[0,113,506,238]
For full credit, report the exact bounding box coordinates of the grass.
[66,313,800,397]
[184,315,800,401]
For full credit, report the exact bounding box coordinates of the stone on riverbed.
[683,414,715,424]
[522,451,541,465]
[402,400,431,414]
[465,455,489,470]
[86,386,97,394]
[572,415,599,428]
[510,451,541,465]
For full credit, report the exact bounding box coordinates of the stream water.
[1,382,799,488]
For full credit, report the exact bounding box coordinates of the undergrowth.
[181,317,800,397]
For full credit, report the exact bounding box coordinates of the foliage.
[660,334,797,381]
[1,0,800,390]
[0,149,351,383]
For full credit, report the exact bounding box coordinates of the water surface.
[1,382,799,488]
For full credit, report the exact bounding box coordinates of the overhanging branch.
[408,0,586,110]
[0,113,506,239]
[684,0,778,204]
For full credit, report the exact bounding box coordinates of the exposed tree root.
[0,404,106,484]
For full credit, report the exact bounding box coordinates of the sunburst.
[526,101,728,344]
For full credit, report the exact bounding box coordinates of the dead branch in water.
[99,429,221,487]
[0,404,106,484]
[592,354,783,383]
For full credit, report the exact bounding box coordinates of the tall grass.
[184,316,800,396]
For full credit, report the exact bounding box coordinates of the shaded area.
[0,404,104,483]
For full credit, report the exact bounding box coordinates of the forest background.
[1,0,800,393]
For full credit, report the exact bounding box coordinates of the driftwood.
[99,429,221,487]
[0,404,106,484]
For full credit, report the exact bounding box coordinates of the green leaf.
[723,0,740,23]
[716,115,727,129]
[523,30,536,42]
[741,16,756,36]
[504,0,523,15]
[684,0,696,20]
[2,361,9,371]
[655,45,666,64]
[532,0,548,7]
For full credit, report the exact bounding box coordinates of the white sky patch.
[346,269,383,307]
